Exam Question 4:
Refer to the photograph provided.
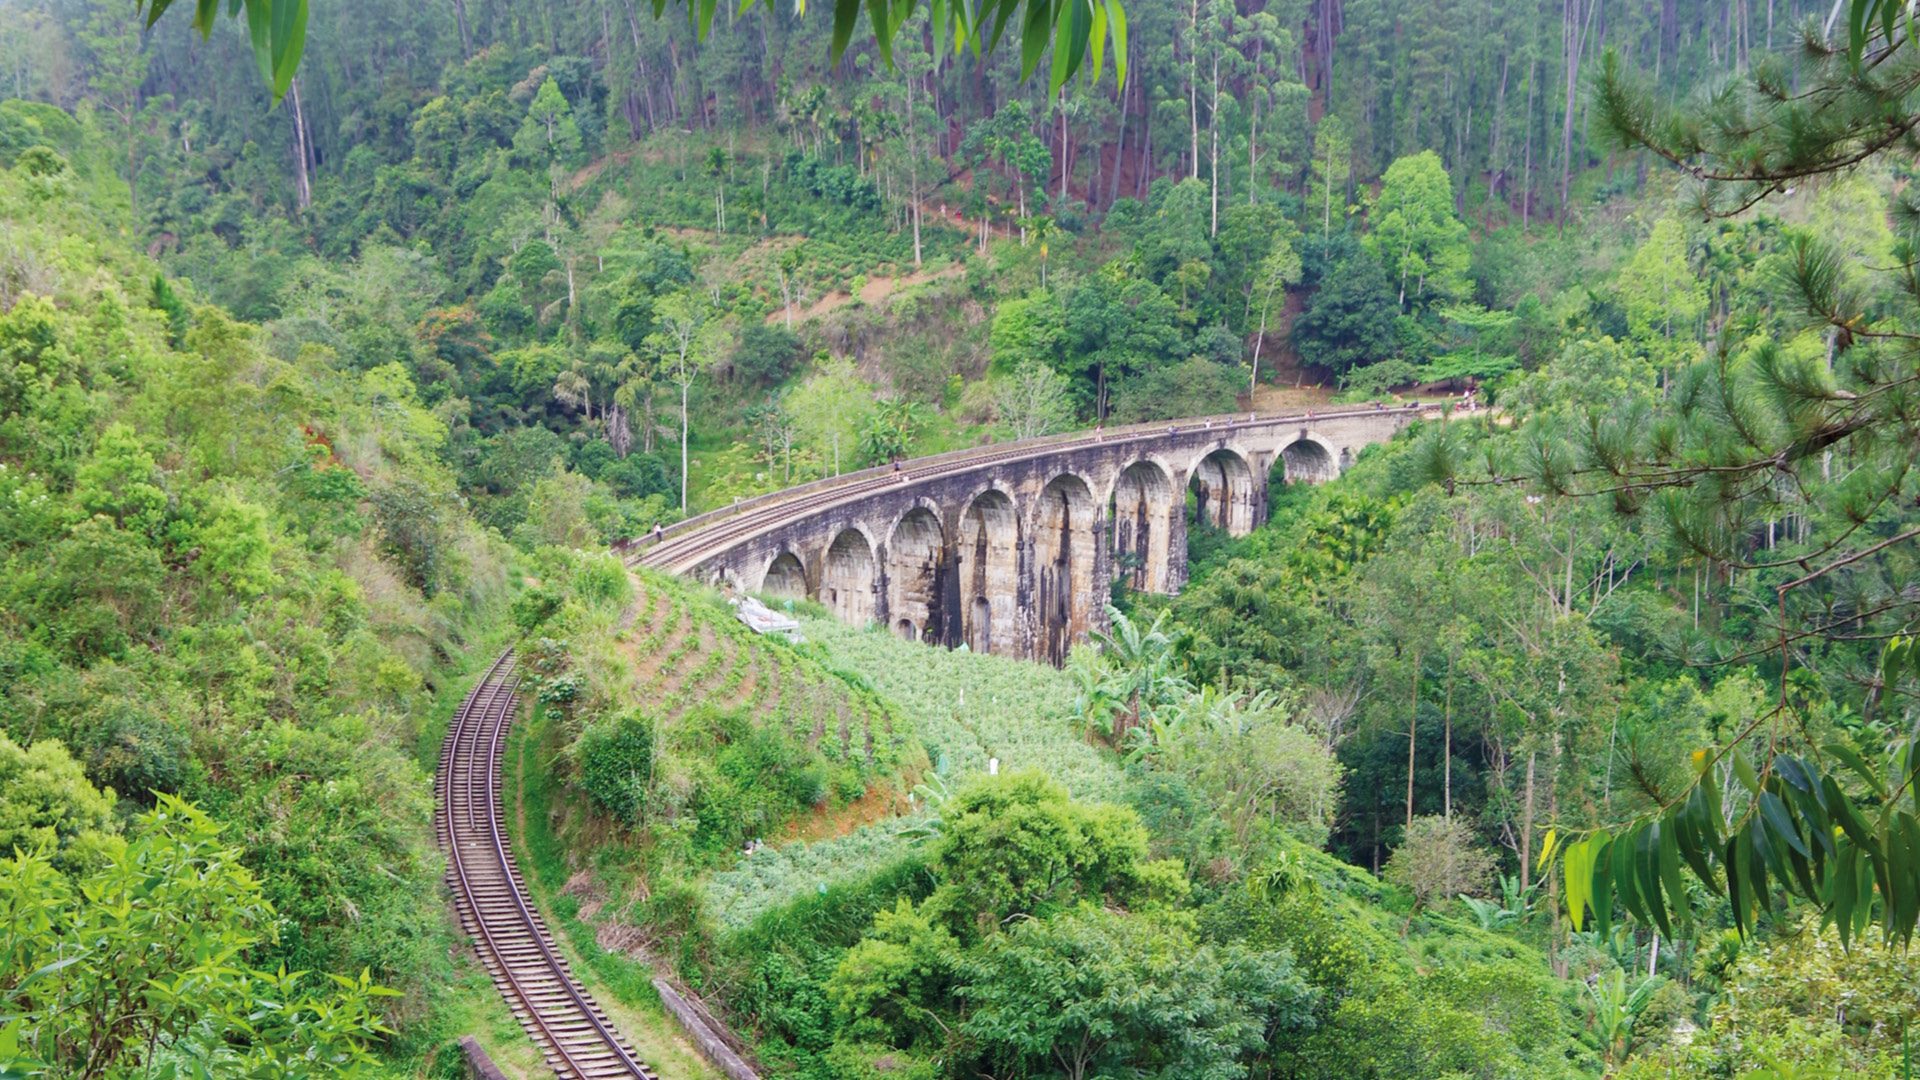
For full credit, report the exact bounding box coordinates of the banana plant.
[897,769,957,843]
[1064,645,1120,741]
[1587,968,1660,1065]
[1460,870,1538,931]
[1459,894,1517,931]
[1090,604,1191,746]
[1497,872,1539,921]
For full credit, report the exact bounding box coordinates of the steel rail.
[440,650,655,1079]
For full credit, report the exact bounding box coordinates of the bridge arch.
[821,524,879,627]
[955,484,1021,656]
[1185,444,1259,536]
[885,500,949,644]
[1107,457,1178,593]
[758,548,808,598]
[1278,434,1340,486]
[1031,472,1100,666]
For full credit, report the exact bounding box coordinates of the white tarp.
[735,595,800,638]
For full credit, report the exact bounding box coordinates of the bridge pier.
[1166,499,1190,596]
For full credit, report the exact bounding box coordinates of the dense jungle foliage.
[4,0,1920,1075]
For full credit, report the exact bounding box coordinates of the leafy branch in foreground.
[137,0,1127,103]
[1540,635,1920,949]
[0,794,397,1076]
[137,0,310,101]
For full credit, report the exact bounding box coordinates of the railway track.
[437,650,656,1080]
[631,401,1439,575]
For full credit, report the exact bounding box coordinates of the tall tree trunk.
[620,0,659,135]
[1519,749,1537,892]
[1399,233,1412,308]
[1559,0,1598,224]
[1488,53,1510,198]
[686,35,708,130]
[452,0,474,57]
[1248,101,1260,204]
[1406,647,1422,828]
[1443,652,1455,819]
[1326,0,1341,84]
[664,38,683,123]
[608,402,632,457]
[1139,75,1153,198]
[1188,0,1201,179]
[289,77,313,211]
[1251,281,1278,393]
[1322,131,1335,240]
[1058,86,1069,203]
[1209,51,1221,235]
[1249,33,1264,201]
[1522,60,1538,231]
[908,72,922,266]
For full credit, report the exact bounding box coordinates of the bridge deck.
[632,401,1441,577]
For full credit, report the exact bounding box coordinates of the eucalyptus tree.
[1230,8,1307,203]
[1308,115,1352,242]
[647,289,728,511]
[1365,151,1471,311]
[1247,230,1303,393]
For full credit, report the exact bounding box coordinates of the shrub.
[822,1041,938,1080]
[925,770,1183,936]
[0,733,116,858]
[575,711,655,824]
[511,584,564,632]
[600,452,674,500]
[1383,815,1498,910]
[0,795,394,1077]
[733,323,803,385]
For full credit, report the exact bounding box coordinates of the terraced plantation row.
[701,615,1105,931]
[618,571,910,773]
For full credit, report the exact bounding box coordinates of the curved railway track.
[437,651,656,1080]
[632,401,1438,574]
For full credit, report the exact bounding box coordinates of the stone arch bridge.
[632,404,1436,664]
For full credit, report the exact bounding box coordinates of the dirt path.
[769,261,965,324]
[1249,383,1339,411]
